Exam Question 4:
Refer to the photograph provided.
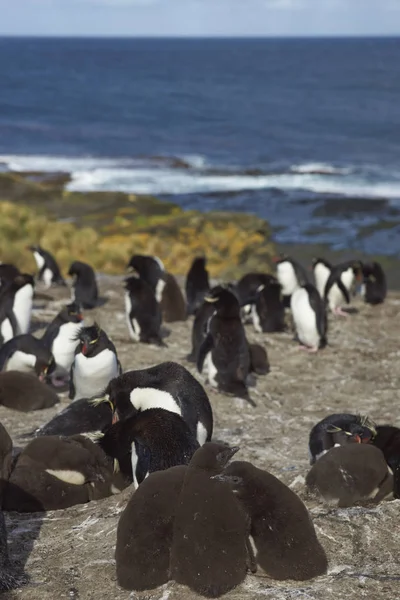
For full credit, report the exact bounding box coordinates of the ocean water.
[1,36,400,254]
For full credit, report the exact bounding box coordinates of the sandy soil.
[3,275,400,600]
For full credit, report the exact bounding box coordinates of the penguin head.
[104,375,133,423]
[327,417,376,445]
[312,257,332,270]
[192,256,207,270]
[351,260,363,282]
[13,273,35,290]
[204,286,240,317]
[36,354,56,381]
[189,442,240,472]
[68,261,83,277]
[127,254,164,284]
[78,323,103,357]
[62,302,84,324]
[272,253,288,265]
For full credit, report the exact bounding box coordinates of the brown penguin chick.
[0,371,59,411]
[3,434,129,512]
[170,443,254,598]
[0,421,28,590]
[214,461,327,581]
[160,272,187,322]
[116,464,187,591]
[248,343,270,376]
[306,443,393,508]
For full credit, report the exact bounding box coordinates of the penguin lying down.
[115,443,327,594]
[3,434,131,512]
[0,371,59,411]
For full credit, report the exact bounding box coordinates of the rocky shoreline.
[2,276,400,600]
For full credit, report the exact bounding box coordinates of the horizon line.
[0,33,399,40]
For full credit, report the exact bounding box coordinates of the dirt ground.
[3,275,400,600]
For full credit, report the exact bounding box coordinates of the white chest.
[155,278,166,303]
[124,293,141,341]
[73,349,119,400]
[43,268,54,288]
[13,285,33,334]
[277,263,299,297]
[33,251,45,270]
[341,268,354,292]
[251,303,262,333]
[52,322,83,371]
[291,288,319,348]
[205,352,218,387]
[6,350,36,373]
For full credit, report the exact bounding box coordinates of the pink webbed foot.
[333,306,349,317]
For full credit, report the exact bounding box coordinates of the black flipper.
[306,284,328,348]
[68,364,76,400]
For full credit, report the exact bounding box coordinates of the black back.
[68,261,98,309]
[185,257,210,316]
[29,245,65,285]
[41,303,83,349]
[105,361,213,442]
[35,398,113,437]
[309,413,376,464]
[99,408,200,483]
[304,283,328,348]
[0,264,20,287]
[362,262,387,305]
[236,273,278,306]
[254,281,285,333]
[124,276,163,345]
[186,300,215,363]
[0,335,55,376]
[127,255,164,291]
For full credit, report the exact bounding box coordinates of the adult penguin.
[0,422,27,590]
[127,254,165,302]
[235,272,278,319]
[68,261,99,309]
[273,255,308,307]
[97,361,213,445]
[69,324,121,401]
[306,444,393,507]
[186,299,216,363]
[197,286,253,401]
[324,260,362,316]
[170,443,254,597]
[41,302,84,377]
[0,334,56,379]
[250,279,285,333]
[0,273,34,344]
[98,408,200,487]
[124,276,164,346]
[291,283,327,352]
[29,245,66,288]
[185,256,210,316]
[312,257,332,299]
[213,461,328,581]
[361,261,387,305]
[309,413,376,465]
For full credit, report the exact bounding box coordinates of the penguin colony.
[0,246,397,597]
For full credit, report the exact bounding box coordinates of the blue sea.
[1,37,400,254]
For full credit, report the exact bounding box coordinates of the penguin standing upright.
[29,245,66,288]
[186,299,216,363]
[324,260,362,316]
[197,286,252,400]
[160,272,187,323]
[214,461,328,581]
[251,279,285,333]
[0,334,55,379]
[69,324,121,401]
[291,284,327,352]
[361,261,387,305]
[235,272,277,320]
[127,254,165,302]
[274,255,308,307]
[312,257,332,299]
[124,276,163,346]
[185,257,210,316]
[308,413,376,464]
[41,302,84,377]
[0,422,27,590]
[170,443,253,597]
[68,261,98,309]
[0,274,34,344]
[98,408,200,487]
[101,361,213,445]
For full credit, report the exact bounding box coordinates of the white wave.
[290,162,351,175]
[66,166,400,199]
[179,154,208,169]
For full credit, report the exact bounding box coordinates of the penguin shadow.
[2,483,45,590]
[160,326,171,340]
[94,297,108,308]
[341,307,359,315]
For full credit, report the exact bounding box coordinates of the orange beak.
[354,435,362,443]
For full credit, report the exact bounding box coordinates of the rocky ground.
[3,276,400,600]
